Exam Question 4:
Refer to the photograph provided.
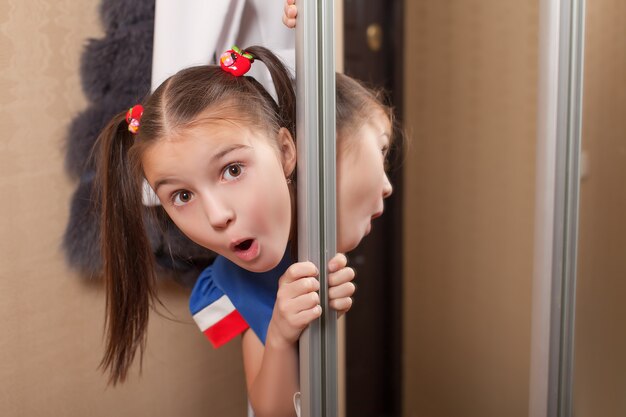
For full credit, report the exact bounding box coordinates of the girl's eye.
[223,163,244,181]
[382,146,390,171]
[172,190,193,206]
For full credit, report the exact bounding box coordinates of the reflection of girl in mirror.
[96,45,394,416]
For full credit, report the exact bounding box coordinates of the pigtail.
[246,46,296,137]
[95,112,158,385]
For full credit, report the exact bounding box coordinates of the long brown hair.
[95,46,296,385]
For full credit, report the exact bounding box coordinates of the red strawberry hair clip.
[126,105,144,134]
[220,46,254,77]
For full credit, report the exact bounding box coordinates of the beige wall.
[402,1,538,416]
[0,1,247,416]
[573,1,626,416]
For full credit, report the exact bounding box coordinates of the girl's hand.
[282,0,297,28]
[327,253,356,317]
[268,261,321,348]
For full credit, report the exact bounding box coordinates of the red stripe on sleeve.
[204,309,250,348]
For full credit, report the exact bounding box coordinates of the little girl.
[187,75,394,417]
[96,45,394,416]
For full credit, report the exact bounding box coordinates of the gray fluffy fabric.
[63,0,215,287]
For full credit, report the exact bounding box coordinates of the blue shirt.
[189,251,292,345]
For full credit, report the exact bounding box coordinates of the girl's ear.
[277,127,296,178]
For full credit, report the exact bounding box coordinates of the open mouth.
[234,239,253,251]
[231,238,260,262]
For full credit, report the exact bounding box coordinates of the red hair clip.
[220,46,254,77]
[126,105,144,134]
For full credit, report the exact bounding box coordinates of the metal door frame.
[529,0,585,416]
[295,0,338,416]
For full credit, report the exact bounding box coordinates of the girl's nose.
[383,173,393,198]
[203,196,235,229]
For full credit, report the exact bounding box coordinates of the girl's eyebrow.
[153,177,178,192]
[211,144,252,163]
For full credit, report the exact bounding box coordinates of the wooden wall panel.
[0,1,246,415]
[574,1,626,416]
[403,1,538,416]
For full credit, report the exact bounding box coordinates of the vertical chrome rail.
[553,0,585,415]
[295,0,337,416]
[530,1,585,416]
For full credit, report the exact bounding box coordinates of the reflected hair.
[336,73,403,167]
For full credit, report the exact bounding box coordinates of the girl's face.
[142,122,296,273]
[337,111,393,252]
